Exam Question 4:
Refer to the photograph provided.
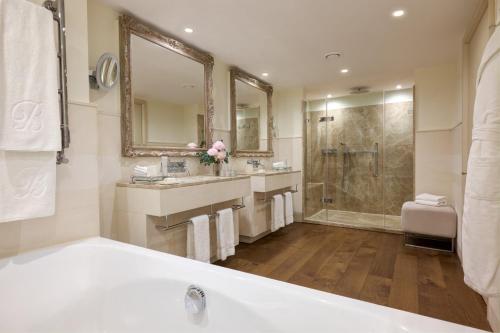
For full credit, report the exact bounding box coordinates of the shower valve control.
[321,197,334,204]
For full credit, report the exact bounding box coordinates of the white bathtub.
[0,237,487,333]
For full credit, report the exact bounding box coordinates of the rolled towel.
[415,199,447,207]
[416,193,447,204]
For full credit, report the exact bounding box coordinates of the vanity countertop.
[116,175,251,190]
[238,170,301,177]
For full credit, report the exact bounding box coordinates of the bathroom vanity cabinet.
[238,170,301,243]
[114,175,251,259]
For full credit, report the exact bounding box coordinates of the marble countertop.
[238,170,301,177]
[117,175,250,190]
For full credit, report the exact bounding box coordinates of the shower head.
[349,86,370,94]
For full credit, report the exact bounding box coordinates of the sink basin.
[158,175,221,185]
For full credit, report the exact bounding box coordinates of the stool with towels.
[401,201,457,251]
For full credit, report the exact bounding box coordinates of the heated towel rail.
[155,198,246,231]
[43,0,70,164]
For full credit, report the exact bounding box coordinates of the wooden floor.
[215,223,491,331]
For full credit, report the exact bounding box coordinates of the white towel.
[187,215,210,263]
[416,193,447,204]
[284,191,294,225]
[0,0,60,151]
[462,25,500,297]
[415,199,447,207]
[271,194,285,232]
[216,208,235,261]
[0,151,56,223]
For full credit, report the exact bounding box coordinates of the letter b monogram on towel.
[11,101,44,132]
[12,167,48,200]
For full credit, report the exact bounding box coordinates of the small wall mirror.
[90,53,119,90]
[120,15,214,157]
[230,67,273,157]
[96,53,119,90]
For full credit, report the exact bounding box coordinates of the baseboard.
[239,230,271,244]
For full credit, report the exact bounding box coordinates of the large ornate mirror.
[120,15,214,157]
[230,67,273,157]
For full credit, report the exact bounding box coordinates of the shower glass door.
[304,99,329,221]
[325,92,385,229]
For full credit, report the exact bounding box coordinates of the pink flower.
[207,148,218,156]
[212,140,226,151]
[217,150,227,160]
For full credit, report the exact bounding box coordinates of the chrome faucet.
[247,159,262,169]
[167,160,188,176]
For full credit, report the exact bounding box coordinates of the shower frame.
[301,89,416,233]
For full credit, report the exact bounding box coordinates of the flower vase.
[213,163,221,176]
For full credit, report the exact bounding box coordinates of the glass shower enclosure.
[304,89,414,231]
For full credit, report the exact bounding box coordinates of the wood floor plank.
[417,252,461,324]
[214,223,490,331]
[388,252,419,313]
[332,233,382,298]
[370,233,400,279]
[439,255,491,331]
[358,275,392,306]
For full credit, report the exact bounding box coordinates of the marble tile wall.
[305,100,414,218]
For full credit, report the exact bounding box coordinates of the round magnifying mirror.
[96,53,119,90]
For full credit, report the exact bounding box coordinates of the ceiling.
[104,0,482,99]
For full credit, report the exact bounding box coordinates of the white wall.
[414,63,460,202]
[273,88,305,218]
[0,0,100,259]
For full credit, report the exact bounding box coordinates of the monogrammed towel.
[0,151,56,223]
[0,0,60,151]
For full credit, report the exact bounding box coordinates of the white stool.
[401,201,457,252]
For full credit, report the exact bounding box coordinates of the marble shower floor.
[307,209,402,232]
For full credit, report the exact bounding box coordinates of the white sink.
[158,176,221,185]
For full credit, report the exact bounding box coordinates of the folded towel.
[415,199,447,207]
[271,194,285,232]
[0,151,57,223]
[133,165,161,177]
[216,208,235,261]
[416,193,447,203]
[284,191,294,225]
[0,0,60,151]
[187,215,210,263]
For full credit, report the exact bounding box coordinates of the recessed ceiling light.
[392,10,405,17]
[396,84,402,90]
[184,27,194,33]
[340,68,349,74]
[327,94,333,98]
[262,72,269,77]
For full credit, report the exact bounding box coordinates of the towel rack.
[43,0,70,164]
[258,184,299,202]
[155,198,246,232]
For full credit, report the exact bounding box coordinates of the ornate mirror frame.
[119,15,214,157]
[230,67,274,157]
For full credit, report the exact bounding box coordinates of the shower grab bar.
[43,0,70,165]
[372,143,379,177]
[155,198,245,231]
